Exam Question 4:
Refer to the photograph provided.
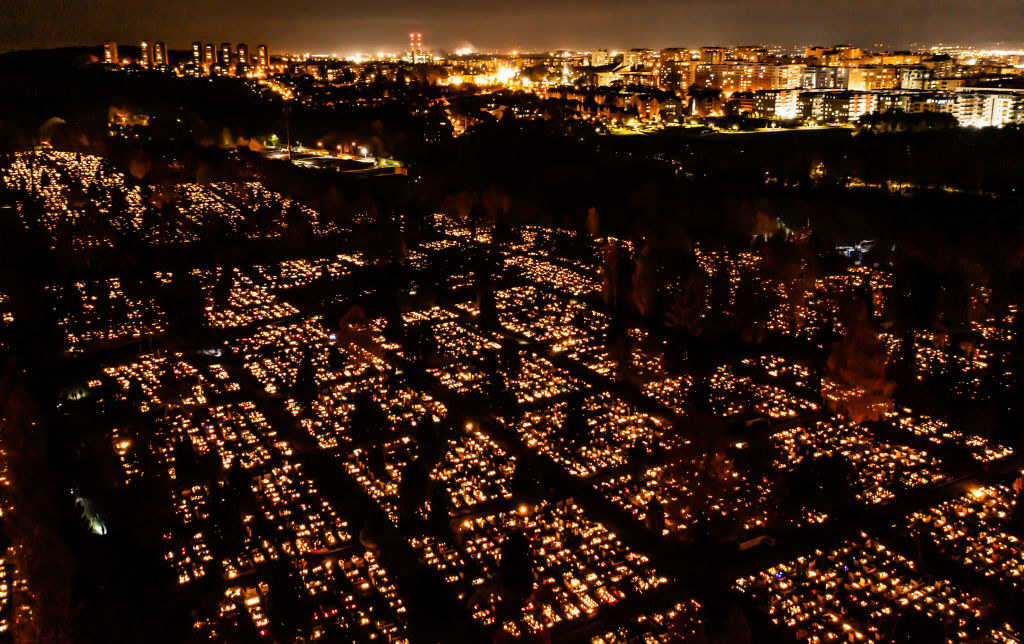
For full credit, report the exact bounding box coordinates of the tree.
[600,238,629,310]
[631,241,658,318]
[351,389,388,444]
[397,455,430,528]
[496,533,534,610]
[561,394,590,447]
[822,300,895,423]
[857,109,957,135]
[293,348,317,403]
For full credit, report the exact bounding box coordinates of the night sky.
[3,0,1024,55]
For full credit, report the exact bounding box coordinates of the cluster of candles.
[189,268,298,330]
[566,327,671,382]
[210,181,341,238]
[103,353,239,412]
[409,501,669,634]
[0,292,13,350]
[0,557,11,633]
[495,285,609,352]
[596,448,829,541]
[230,318,382,396]
[691,247,762,314]
[589,599,704,643]
[253,462,352,556]
[736,533,1020,643]
[345,435,419,524]
[771,419,948,505]
[504,254,599,297]
[902,482,1024,589]
[1,152,347,252]
[47,277,167,352]
[417,311,584,403]
[165,400,285,470]
[640,376,693,415]
[295,376,446,451]
[0,151,145,250]
[250,258,334,291]
[430,425,517,514]
[886,408,1013,463]
[428,321,502,363]
[709,363,818,419]
[912,331,990,383]
[345,424,519,523]
[968,287,1016,343]
[100,350,356,609]
[295,550,409,641]
[515,392,670,478]
[741,354,816,390]
[164,484,215,585]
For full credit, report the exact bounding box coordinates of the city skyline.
[5,0,1024,54]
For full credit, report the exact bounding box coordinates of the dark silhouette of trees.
[823,300,895,423]
[351,389,388,444]
[496,532,535,613]
[858,110,958,135]
[0,361,79,642]
[561,394,590,447]
[293,348,317,403]
[160,271,206,343]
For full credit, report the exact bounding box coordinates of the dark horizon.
[3,0,1024,55]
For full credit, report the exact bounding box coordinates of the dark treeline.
[597,124,1024,194]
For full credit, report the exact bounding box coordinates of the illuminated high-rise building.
[257,43,269,68]
[660,47,691,63]
[237,43,249,66]
[153,41,167,67]
[192,41,202,66]
[699,46,727,64]
[735,46,768,62]
[204,43,216,66]
[624,48,656,71]
[591,49,612,66]
[408,32,427,63]
[955,88,1024,128]
[805,46,827,61]
[103,40,119,64]
[659,59,693,91]
[140,40,152,67]
[219,42,232,66]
